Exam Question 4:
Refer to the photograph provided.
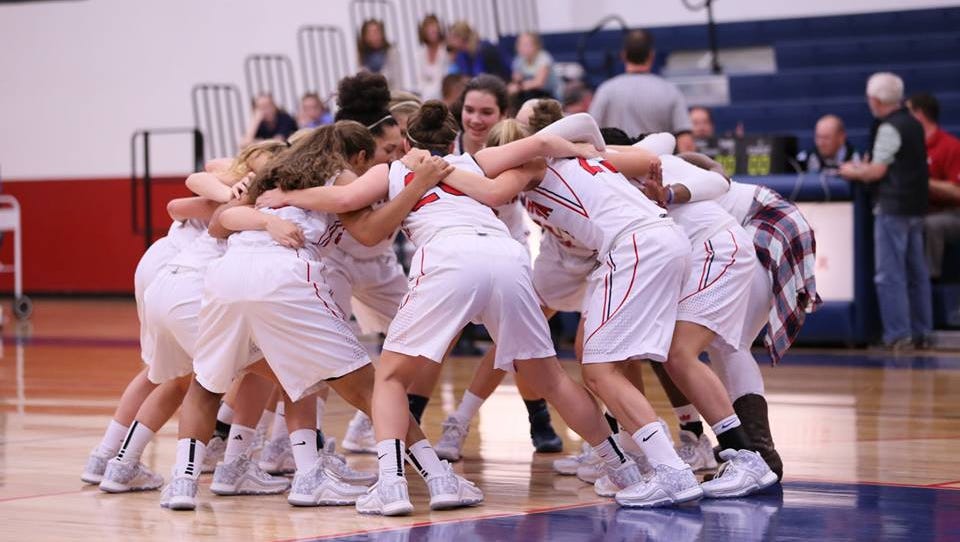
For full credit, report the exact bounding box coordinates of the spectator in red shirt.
[907,92,960,280]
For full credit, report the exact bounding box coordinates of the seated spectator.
[690,106,715,140]
[588,29,695,152]
[446,21,510,81]
[297,92,332,128]
[357,19,402,90]
[415,14,449,100]
[561,81,593,114]
[798,114,860,175]
[441,73,468,109]
[907,92,960,281]
[839,72,932,349]
[240,93,298,147]
[508,32,558,111]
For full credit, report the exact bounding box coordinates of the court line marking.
[274,479,960,542]
[271,499,609,542]
[0,488,90,504]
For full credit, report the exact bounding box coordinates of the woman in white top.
[414,14,449,101]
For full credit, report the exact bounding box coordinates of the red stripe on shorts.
[583,233,640,348]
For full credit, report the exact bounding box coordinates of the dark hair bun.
[336,72,391,115]
[417,101,449,131]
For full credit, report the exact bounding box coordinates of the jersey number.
[405,172,464,211]
[577,158,619,176]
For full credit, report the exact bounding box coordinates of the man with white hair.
[840,72,932,351]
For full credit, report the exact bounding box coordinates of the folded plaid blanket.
[747,186,822,363]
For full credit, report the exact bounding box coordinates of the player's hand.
[400,148,431,170]
[256,188,286,209]
[265,216,304,248]
[232,173,254,200]
[412,156,454,188]
[571,142,601,159]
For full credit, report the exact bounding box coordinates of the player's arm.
[214,203,304,248]
[166,196,220,222]
[660,154,730,203]
[204,158,234,174]
[443,160,545,207]
[185,171,237,202]
[255,166,389,213]
[600,147,658,179]
[474,133,598,178]
[337,157,452,246]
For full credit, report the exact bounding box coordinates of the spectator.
[508,32,558,110]
[907,92,960,281]
[357,19,402,90]
[690,106,715,140]
[798,114,861,175]
[415,14,449,100]
[240,93,298,147]
[561,81,593,114]
[297,92,333,129]
[446,21,510,81]
[839,72,932,350]
[588,29,694,152]
[441,73,468,109]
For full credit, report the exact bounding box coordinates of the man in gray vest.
[840,72,932,351]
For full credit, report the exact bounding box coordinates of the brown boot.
[733,394,783,481]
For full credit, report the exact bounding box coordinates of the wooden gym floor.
[1,299,958,541]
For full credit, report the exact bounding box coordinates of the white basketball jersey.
[165,219,205,251]
[167,231,226,270]
[493,197,530,244]
[387,153,509,248]
[228,206,330,252]
[524,157,669,255]
[660,154,739,245]
[714,181,760,226]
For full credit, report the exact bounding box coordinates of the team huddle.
[80,71,819,515]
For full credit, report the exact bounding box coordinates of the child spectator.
[297,92,332,129]
[508,32,558,110]
[240,93,298,147]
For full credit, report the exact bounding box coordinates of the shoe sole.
[435,449,462,462]
[552,466,579,475]
[99,480,162,493]
[81,473,103,485]
[210,482,290,496]
[429,495,483,510]
[702,471,780,499]
[167,496,196,511]
[357,500,414,516]
[616,486,704,508]
[288,494,357,507]
[533,439,564,453]
[341,440,376,454]
[576,473,601,484]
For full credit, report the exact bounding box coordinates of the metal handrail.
[130,127,203,250]
[576,15,629,80]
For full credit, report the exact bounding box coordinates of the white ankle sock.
[406,439,446,479]
[633,421,686,470]
[217,403,235,425]
[174,438,206,478]
[593,435,628,468]
[453,391,485,425]
[115,421,154,463]
[224,424,256,463]
[289,429,319,471]
[97,420,129,456]
[376,439,406,478]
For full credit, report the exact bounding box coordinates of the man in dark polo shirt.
[907,92,960,281]
[840,72,932,350]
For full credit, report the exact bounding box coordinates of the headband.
[366,114,394,131]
